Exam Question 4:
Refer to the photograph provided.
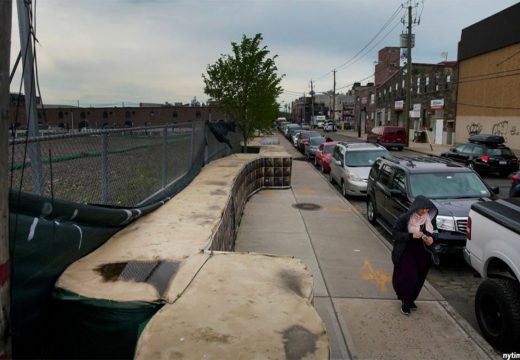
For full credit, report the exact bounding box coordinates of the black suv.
[440,134,519,177]
[366,155,498,253]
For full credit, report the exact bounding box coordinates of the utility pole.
[17,0,43,194]
[0,0,12,357]
[403,2,413,148]
[310,80,314,124]
[332,70,336,128]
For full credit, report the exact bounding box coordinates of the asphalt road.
[293,130,513,339]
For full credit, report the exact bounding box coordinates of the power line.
[335,4,404,72]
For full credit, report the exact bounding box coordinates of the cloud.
[9,0,519,107]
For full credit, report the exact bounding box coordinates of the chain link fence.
[8,121,242,207]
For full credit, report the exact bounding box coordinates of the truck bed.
[471,198,520,236]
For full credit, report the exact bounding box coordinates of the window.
[395,83,398,92]
[435,75,440,92]
[425,77,429,93]
[416,77,420,94]
[445,74,451,90]
[378,164,394,187]
[390,169,406,193]
[370,94,375,104]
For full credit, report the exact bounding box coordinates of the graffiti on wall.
[466,122,482,136]
[492,120,509,141]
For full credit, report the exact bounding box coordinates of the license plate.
[499,161,507,165]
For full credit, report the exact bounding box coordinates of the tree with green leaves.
[203,33,284,150]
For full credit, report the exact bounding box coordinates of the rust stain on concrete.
[361,259,391,293]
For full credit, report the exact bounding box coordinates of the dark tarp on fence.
[9,122,239,359]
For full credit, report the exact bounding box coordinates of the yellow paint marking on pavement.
[361,260,391,293]
[299,187,315,195]
[326,207,355,214]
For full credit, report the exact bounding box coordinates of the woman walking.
[392,195,439,315]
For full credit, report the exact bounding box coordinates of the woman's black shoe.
[401,302,411,315]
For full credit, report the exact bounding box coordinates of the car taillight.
[512,158,518,164]
[513,174,519,186]
[467,216,472,240]
[480,155,489,163]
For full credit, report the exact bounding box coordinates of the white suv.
[329,142,389,197]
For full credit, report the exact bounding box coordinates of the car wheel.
[321,162,325,173]
[398,147,403,151]
[341,181,348,198]
[475,278,520,352]
[367,197,378,224]
[329,171,334,184]
[499,171,511,178]
[314,157,318,167]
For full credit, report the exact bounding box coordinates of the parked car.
[301,123,311,130]
[298,131,322,153]
[440,134,519,177]
[511,171,520,197]
[292,130,303,147]
[284,123,301,138]
[329,142,389,197]
[314,141,337,173]
[366,155,499,253]
[286,124,302,139]
[304,136,325,160]
[323,121,337,132]
[366,126,407,151]
[464,198,520,351]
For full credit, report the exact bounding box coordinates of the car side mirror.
[492,186,500,194]
[335,160,342,166]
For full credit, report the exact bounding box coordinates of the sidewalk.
[236,135,498,359]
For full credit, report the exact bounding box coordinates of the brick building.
[455,3,520,151]
[375,61,458,144]
[8,97,227,131]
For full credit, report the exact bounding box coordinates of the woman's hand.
[423,236,434,246]
[412,231,424,239]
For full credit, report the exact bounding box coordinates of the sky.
[8,0,520,108]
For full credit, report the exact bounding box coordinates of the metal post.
[162,127,167,188]
[189,121,195,165]
[0,0,12,357]
[404,3,413,147]
[17,0,43,195]
[101,133,109,203]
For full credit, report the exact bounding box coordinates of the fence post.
[0,0,12,357]
[101,133,109,204]
[190,121,195,166]
[204,123,208,165]
[162,127,167,188]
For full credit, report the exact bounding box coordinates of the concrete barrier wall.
[53,142,328,358]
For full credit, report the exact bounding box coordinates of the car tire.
[499,171,511,178]
[321,162,325,173]
[329,171,334,184]
[475,278,520,352]
[341,181,347,198]
[314,157,318,167]
[367,197,378,224]
[398,147,403,151]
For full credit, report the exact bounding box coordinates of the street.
[293,130,513,338]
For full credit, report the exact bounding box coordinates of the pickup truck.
[464,198,520,352]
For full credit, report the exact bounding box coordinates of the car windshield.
[323,145,335,154]
[409,172,490,199]
[304,132,321,139]
[310,137,325,146]
[345,150,388,167]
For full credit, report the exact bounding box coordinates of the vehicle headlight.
[436,215,456,231]
[347,173,362,181]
